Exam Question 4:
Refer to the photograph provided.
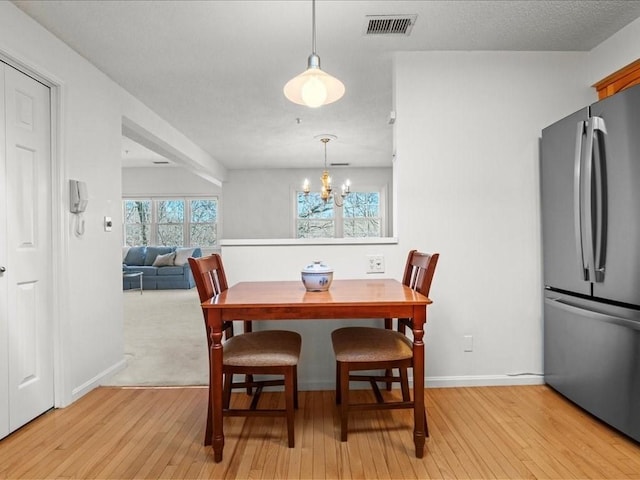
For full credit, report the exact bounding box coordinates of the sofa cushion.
[144,246,175,266]
[123,265,158,276]
[122,246,131,262]
[124,246,146,266]
[156,265,186,276]
[174,247,198,266]
[152,251,176,267]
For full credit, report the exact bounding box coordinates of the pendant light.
[284,0,345,108]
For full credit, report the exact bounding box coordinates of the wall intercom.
[69,179,88,214]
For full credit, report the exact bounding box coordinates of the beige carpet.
[103,288,209,386]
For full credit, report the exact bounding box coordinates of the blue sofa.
[122,246,202,290]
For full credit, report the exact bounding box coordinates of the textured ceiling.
[13,0,640,171]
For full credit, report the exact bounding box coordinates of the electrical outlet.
[464,335,473,352]
[366,254,385,274]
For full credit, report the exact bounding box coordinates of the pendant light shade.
[284,0,345,108]
[284,54,345,108]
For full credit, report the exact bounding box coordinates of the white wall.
[122,167,222,197]
[588,17,640,86]
[0,2,225,406]
[3,0,640,406]
[222,51,597,390]
[223,167,392,238]
[393,51,593,386]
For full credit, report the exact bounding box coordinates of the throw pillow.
[144,246,175,266]
[152,251,176,267]
[122,246,131,262]
[174,247,195,266]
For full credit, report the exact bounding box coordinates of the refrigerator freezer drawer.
[544,295,640,442]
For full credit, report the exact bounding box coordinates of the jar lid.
[302,260,333,274]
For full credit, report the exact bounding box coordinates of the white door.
[0,61,54,438]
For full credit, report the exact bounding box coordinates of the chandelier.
[283,0,345,108]
[303,136,351,207]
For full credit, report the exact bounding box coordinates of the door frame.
[0,49,71,408]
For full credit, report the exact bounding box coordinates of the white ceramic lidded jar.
[301,261,333,292]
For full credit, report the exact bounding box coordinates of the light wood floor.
[0,385,639,479]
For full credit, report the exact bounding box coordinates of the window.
[123,197,218,246]
[190,199,218,246]
[296,192,335,238]
[157,199,185,245]
[124,199,151,245]
[295,190,382,239]
[343,192,381,237]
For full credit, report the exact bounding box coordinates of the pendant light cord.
[311,0,316,55]
[324,138,327,169]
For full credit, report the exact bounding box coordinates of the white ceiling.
[13,0,640,171]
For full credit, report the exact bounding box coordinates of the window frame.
[293,185,387,239]
[123,196,219,247]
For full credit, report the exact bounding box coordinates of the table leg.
[207,310,225,462]
[412,306,426,458]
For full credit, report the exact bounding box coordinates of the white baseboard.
[299,373,544,392]
[69,369,544,400]
[70,359,127,402]
[427,374,544,388]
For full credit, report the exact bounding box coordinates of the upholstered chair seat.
[331,327,412,363]
[224,330,301,367]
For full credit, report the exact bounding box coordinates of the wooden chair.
[188,254,301,448]
[330,250,439,441]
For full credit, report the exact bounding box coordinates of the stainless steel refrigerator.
[541,84,640,443]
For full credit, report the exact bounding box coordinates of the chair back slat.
[208,269,224,297]
[188,254,242,338]
[189,254,229,303]
[402,250,439,297]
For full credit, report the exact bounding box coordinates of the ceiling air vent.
[330,162,350,167]
[153,161,170,165]
[364,14,417,36]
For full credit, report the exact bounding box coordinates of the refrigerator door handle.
[583,117,598,283]
[574,120,588,280]
[546,297,640,331]
[592,116,608,282]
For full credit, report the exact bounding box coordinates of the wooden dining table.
[200,278,432,463]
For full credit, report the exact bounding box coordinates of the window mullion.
[151,199,158,245]
[334,202,343,238]
[185,200,190,247]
